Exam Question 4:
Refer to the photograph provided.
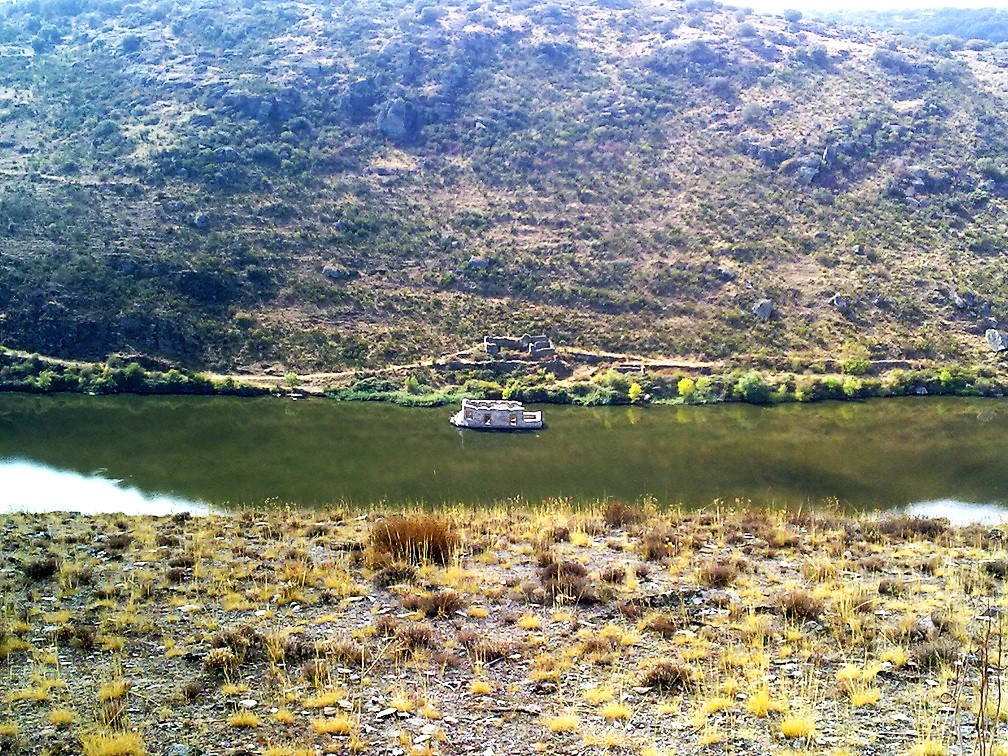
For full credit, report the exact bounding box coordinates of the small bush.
[641,613,680,637]
[395,622,436,651]
[539,560,591,602]
[403,589,467,619]
[778,589,823,621]
[698,558,743,587]
[371,515,459,565]
[639,525,677,561]
[911,638,959,670]
[603,500,647,528]
[600,564,626,584]
[373,562,418,587]
[21,556,59,580]
[640,660,697,691]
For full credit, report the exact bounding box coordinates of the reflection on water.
[0,459,211,515]
[905,499,1008,526]
[1,393,1008,513]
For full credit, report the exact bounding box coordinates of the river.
[0,393,1005,517]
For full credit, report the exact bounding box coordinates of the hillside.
[1,0,1007,379]
[823,8,1008,45]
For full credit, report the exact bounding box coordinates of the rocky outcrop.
[377,98,421,143]
[986,329,1008,352]
[322,264,355,282]
[341,78,379,122]
[752,299,773,321]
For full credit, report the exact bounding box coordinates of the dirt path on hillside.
[4,345,916,396]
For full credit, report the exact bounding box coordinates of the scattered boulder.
[795,164,819,185]
[377,98,421,143]
[466,256,488,270]
[187,113,215,128]
[191,212,210,230]
[828,293,849,311]
[986,329,1008,353]
[322,264,355,282]
[341,78,379,122]
[752,299,774,321]
[910,615,938,641]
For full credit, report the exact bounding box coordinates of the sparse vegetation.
[0,0,1006,392]
[2,505,1006,755]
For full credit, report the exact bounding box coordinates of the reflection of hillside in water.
[0,459,211,515]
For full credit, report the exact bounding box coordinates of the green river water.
[0,393,1006,516]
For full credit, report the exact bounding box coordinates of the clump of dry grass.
[910,638,960,670]
[539,560,592,603]
[600,563,626,583]
[394,621,436,652]
[870,515,948,542]
[778,589,824,621]
[80,731,144,756]
[20,555,59,580]
[638,524,678,561]
[698,555,748,587]
[402,589,467,619]
[371,515,459,565]
[603,500,647,528]
[640,613,681,638]
[373,561,418,587]
[640,660,697,692]
[203,647,240,675]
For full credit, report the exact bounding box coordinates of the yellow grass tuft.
[227,710,260,728]
[80,731,145,756]
[98,680,130,701]
[389,689,414,712]
[303,689,348,709]
[48,708,78,726]
[469,678,493,695]
[312,715,354,735]
[847,685,881,707]
[880,647,909,668]
[908,739,948,756]
[518,613,543,630]
[780,713,816,739]
[701,696,734,715]
[583,686,614,704]
[745,686,787,717]
[543,713,580,732]
[599,700,632,720]
[274,707,295,724]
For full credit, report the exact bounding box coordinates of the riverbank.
[2,346,1007,407]
[2,505,1007,756]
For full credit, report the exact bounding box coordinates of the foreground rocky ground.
[2,505,1008,756]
